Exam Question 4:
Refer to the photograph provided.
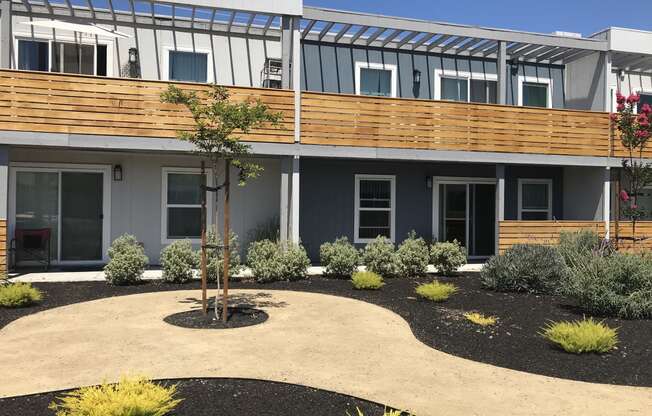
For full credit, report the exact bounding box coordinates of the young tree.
[161,84,281,321]
[612,92,652,247]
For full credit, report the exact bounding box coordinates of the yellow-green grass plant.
[351,271,385,290]
[49,376,182,416]
[541,318,618,354]
[415,280,458,302]
[464,312,497,327]
[0,283,43,308]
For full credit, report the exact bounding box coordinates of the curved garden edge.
[1,274,651,388]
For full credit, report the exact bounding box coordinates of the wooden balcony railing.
[301,91,612,157]
[498,220,652,253]
[0,70,296,143]
[0,70,617,157]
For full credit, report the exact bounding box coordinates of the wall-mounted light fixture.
[413,69,422,84]
[113,165,123,181]
[127,47,140,78]
[618,69,626,80]
[128,47,138,64]
[426,176,433,189]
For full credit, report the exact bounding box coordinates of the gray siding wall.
[8,148,280,263]
[301,41,566,108]
[563,166,604,221]
[11,15,281,87]
[565,52,606,111]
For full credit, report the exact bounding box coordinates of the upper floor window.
[168,50,208,83]
[354,174,396,243]
[355,62,397,98]
[518,179,552,220]
[518,76,552,108]
[435,70,497,104]
[17,39,107,76]
[637,92,652,113]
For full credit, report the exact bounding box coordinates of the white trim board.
[354,61,398,98]
[354,174,396,244]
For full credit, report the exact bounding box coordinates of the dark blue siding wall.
[504,165,564,220]
[300,41,566,108]
[299,158,496,261]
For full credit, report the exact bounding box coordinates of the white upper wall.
[601,27,652,55]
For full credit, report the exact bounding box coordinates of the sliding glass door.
[435,178,496,258]
[11,165,109,264]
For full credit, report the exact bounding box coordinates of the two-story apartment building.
[0,0,650,271]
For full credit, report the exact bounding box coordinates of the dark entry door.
[60,172,103,261]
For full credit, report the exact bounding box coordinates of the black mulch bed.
[0,378,388,416]
[164,305,268,329]
[1,274,651,387]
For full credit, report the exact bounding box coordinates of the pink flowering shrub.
[612,93,652,235]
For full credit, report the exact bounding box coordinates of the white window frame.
[354,62,398,98]
[13,34,113,76]
[517,75,553,108]
[161,167,213,244]
[354,174,396,244]
[434,69,498,102]
[517,178,553,220]
[162,46,214,83]
[8,162,112,265]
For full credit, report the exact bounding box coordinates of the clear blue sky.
[304,0,651,37]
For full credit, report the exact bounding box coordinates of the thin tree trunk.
[200,161,208,315]
[222,159,231,323]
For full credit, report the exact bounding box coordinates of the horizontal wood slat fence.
[301,91,612,157]
[0,70,295,143]
[0,70,621,157]
[499,220,652,253]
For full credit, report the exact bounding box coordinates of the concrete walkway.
[8,264,484,283]
[1,290,650,415]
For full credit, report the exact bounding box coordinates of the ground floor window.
[518,179,552,220]
[162,168,204,243]
[354,175,395,243]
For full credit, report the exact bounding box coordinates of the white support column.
[495,164,506,254]
[280,15,292,89]
[604,167,611,240]
[603,51,612,112]
[0,145,8,276]
[292,17,301,143]
[279,157,291,242]
[496,41,507,105]
[0,0,12,69]
[289,156,300,243]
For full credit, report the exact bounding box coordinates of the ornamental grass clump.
[541,318,618,354]
[464,312,497,327]
[160,240,198,283]
[562,251,652,319]
[347,407,411,416]
[430,240,467,275]
[415,280,458,302]
[104,234,149,285]
[49,376,181,416]
[351,271,385,290]
[0,283,43,308]
[320,237,359,278]
[396,231,429,278]
[361,236,400,278]
[481,244,567,294]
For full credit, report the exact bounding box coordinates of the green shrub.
[415,280,458,302]
[541,318,618,354]
[562,251,652,319]
[558,229,601,264]
[360,236,400,278]
[351,271,384,290]
[0,283,43,308]
[396,231,429,278]
[320,237,359,278]
[49,376,182,416]
[160,240,198,283]
[480,244,567,294]
[430,240,467,275]
[104,234,149,285]
[247,239,310,283]
[205,230,242,283]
